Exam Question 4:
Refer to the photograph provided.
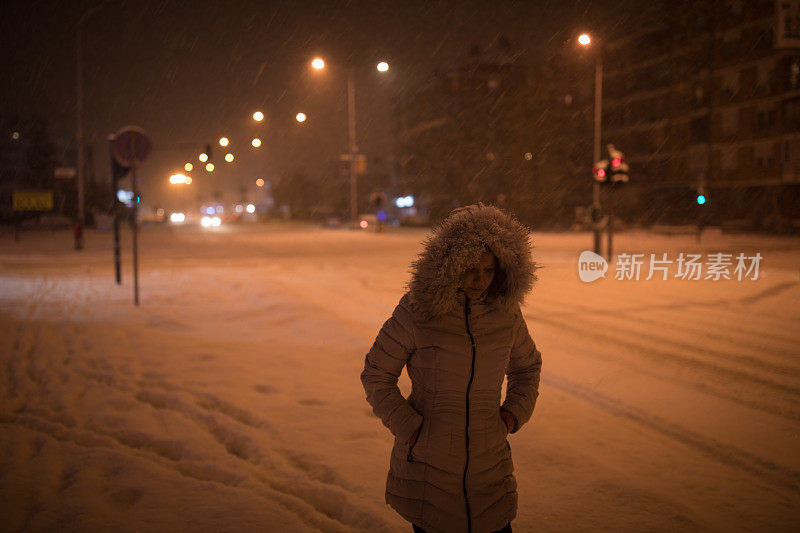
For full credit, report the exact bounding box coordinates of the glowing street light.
[206,163,215,172]
[253,111,264,122]
[578,33,591,46]
[251,138,261,147]
[184,162,193,172]
[199,153,208,162]
[225,153,234,162]
[296,112,307,122]
[169,173,188,184]
[219,137,229,147]
[185,176,192,184]
[309,54,390,227]
[256,178,264,187]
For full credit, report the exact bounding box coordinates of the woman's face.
[460,250,496,300]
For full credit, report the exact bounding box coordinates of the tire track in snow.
[531,290,800,347]
[529,312,800,422]
[527,301,800,380]
[544,372,800,495]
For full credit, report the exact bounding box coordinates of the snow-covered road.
[1,223,799,532]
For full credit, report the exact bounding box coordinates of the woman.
[361,204,542,533]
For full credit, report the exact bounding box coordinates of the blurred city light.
[212,216,221,227]
[311,57,325,70]
[201,216,212,227]
[377,61,389,72]
[215,205,224,214]
[256,178,264,187]
[117,190,134,204]
[170,212,185,223]
[225,153,234,162]
[235,204,244,213]
[169,173,188,184]
[185,176,192,184]
[360,219,369,229]
[206,163,215,172]
[252,111,264,122]
[246,203,256,213]
[394,195,415,208]
[251,138,261,147]
[184,162,193,171]
[578,33,591,46]
[697,194,706,205]
[11,131,20,140]
[199,153,208,162]
[296,112,307,122]
[219,137,229,147]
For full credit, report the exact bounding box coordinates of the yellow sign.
[13,190,54,211]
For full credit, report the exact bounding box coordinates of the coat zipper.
[463,298,476,533]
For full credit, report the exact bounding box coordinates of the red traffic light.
[611,157,622,167]
[595,168,606,178]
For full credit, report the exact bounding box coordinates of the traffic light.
[607,144,629,183]
[593,159,608,182]
[696,186,707,205]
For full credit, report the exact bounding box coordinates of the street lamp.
[578,32,603,255]
[219,137,229,147]
[251,138,261,147]
[311,56,389,227]
[252,111,264,122]
[295,112,307,123]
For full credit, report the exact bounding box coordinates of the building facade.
[603,0,799,230]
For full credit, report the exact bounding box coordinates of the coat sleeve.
[360,297,423,444]
[501,311,542,433]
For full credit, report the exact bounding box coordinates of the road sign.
[54,167,77,179]
[13,190,53,211]
[112,126,152,167]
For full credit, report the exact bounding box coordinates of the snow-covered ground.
[1,222,799,532]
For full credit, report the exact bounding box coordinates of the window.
[782,97,800,132]
[721,147,737,170]
[721,109,738,135]
[691,115,710,142]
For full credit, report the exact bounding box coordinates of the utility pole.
[347,67,358,228]
[592,55,603,255]
[76,1,111,233]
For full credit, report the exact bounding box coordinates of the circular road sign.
[112,126,152,167]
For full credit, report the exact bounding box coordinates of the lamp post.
[579,33,603,255]
[76,1,111,232]
[311,57,388,228]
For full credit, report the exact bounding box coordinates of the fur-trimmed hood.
[407,204,537,321]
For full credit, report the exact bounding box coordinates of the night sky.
[1,0,615,209]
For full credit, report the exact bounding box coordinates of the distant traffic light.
[607,144,629,183]
[697,194,706,205]
[593,158,608,182]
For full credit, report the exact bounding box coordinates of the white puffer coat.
[361,204,542,533]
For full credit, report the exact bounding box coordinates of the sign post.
[111,126,152,306]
